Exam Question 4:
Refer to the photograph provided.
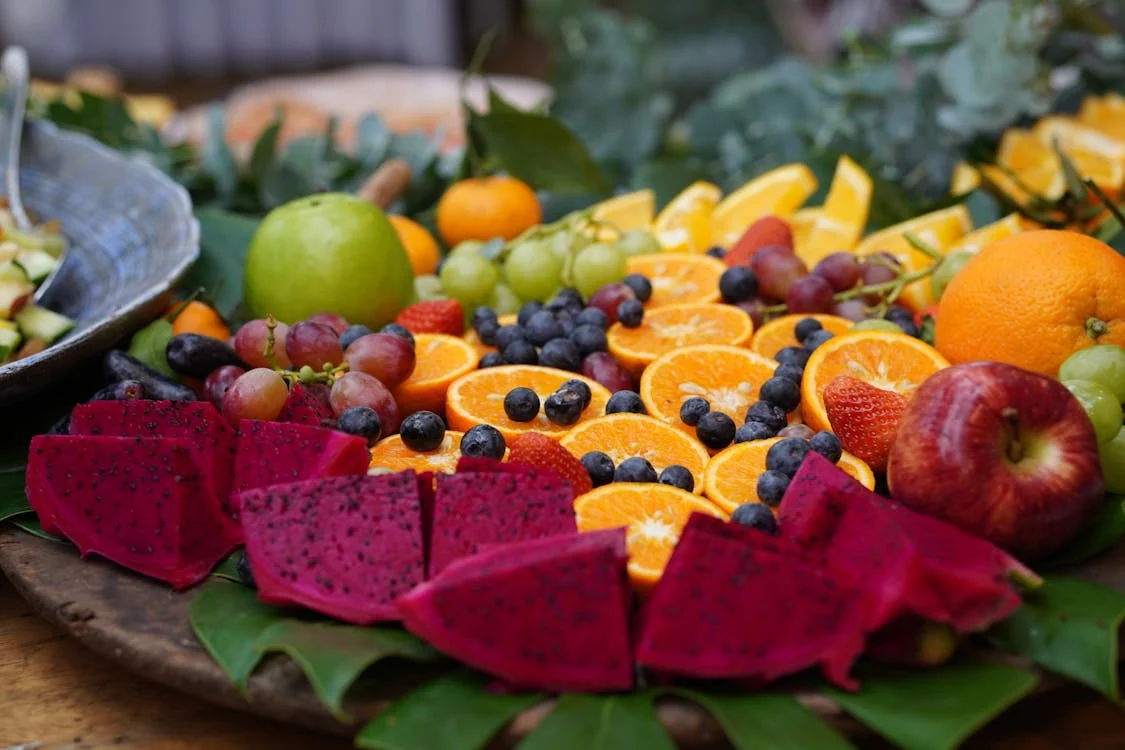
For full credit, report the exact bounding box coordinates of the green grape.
[1060,344,1125,402]
[572,242,627,299]
[1100,426,1125,493]
[489,283,522,316]
[449,240,485,258]
[505,240,564,302]
[439,253,499,308]
[1062,379,1123,444]
[546,229,589,261]
[616,229,662,257]
[413,274,446,301]
[930,251,974,300]
[851,319,902,333]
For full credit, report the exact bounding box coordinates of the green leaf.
[825,663,1039,750]
[667,688,854,750]
[518,692,674,750]
[354,114,392,168]
[0,471,29,523]
[10,514,65,543]
[202,105,238,201]
[185,208,260,319]
[990,575,1125,700]
[127,318,177,380]
[1041,496,1125,568]
[188,583,281,694]
[919,0,975,16]
[355,670,543,750]
[209,551,245,583]
[247,116,282,185]
[253,619,442,720]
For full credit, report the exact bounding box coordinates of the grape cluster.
[1059,344,1125,493]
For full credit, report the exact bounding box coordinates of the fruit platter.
[10,4,1125,748]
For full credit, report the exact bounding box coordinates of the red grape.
[750,245,808,301]
[580,352,634,393]
[234,319,291,369]
[586,283,636,324]
[344,333,416,388]
[859,260,899,304]
[734,298,767,329]
[286,321,344,370]
[786,275,834,314]
[307,311,350,335]
[330,371,401,433]
[812,252,862,292]
[832,298,869,322]
[221,368,288,425]
[204,365,245,406]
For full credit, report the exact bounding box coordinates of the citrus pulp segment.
[624,253,725,308]
[369,432,466,474]
[749,314,852,360]
[391,334,478,417]
[606,303,755,378]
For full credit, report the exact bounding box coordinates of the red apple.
[886,361,1104,561]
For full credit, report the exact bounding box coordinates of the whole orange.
[934,229,1125,376]
[387,214,441,276]
[435,175,541,247]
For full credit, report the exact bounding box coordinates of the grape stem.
[262,313,349,387]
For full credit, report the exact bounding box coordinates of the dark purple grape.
[786,275,835,314]
[812,252,863,292]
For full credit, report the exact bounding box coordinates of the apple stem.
[1001,407,1023,463]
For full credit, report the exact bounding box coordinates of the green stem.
[1084,178,1125,230]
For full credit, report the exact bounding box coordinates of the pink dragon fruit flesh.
[237,471,425,624]
[231,420,370,497]
[69,399,239,535]
[634,512,870,690]
[398,528,634,692]
[428,468,576,577]
[276,383,334,427]
[779,452,1039,633]
[26,435,239,589]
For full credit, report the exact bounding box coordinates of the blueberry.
[730,503,779,535]
[539,338,581,371]
[476,318,500,346]
[502,339,539,365]
[765,437,811,477]
[558,316,576,336]
[380,323,415,347]
[570,324,608,356]
[719,266,758,303]
[659,464,695,492]
[803,329,836,351]
[495,324,530,350]
[735,420,775,443]
[622,273,653,303]
[759,376,801,412]
[336,405,382,446]
[527,310,565,347]
[236,552,256,588]
[547,288,584,315]
[616,299,644,328]
[581,450,616,487]
[757,470,790,506]
[706,246,727,259]
[885,306,914,326]
[471,306,498,331]
[606,390,646,415]
[679,397,710,427]
[775,346,811,367]
[504,387,540,422]
[808,430,843,463]
[518,301,543,326]
[399,410,446,452]
[559,378,593,410]
[460,424,507,460]
[340,324,374,350]
[793,317,823,343]
[774,362,804,384]
[478,351,505,369]
[892,318,919,337]
[544,389,584,426]
[615,456,658,483]
[575,307,609,329]
[744,401,786,432]
[696,411,736,450]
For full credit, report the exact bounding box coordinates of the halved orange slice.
[748,313,852,360]
[606,302,754,378]
[392,334,479,417]
[369,431,466,474]
[624,253,725,308]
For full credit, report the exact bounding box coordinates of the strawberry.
[507,431,593,498]
[395,299,464,336]
[822,375,909,474]
[724,215,793,267]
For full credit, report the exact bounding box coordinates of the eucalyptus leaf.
[1041,496,1125,568]
[127,318,177,380]
[248,117,282,185]
[355,670,543,750]
[202,105,238,201]
[354,114,392,168]
[188,583,281,694]
[825,663,1039,750]
[185,208,260,319]
[517,692,674,750]
[10,514,65,542]
[990,575,1125,700]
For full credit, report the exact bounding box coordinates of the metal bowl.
[0,118,199,404]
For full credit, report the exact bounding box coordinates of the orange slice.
[573,483,727,590]
[559,414,711,494]
[996,128,1066,200]
[369,431,466,474]
[748,313,852,360]
[1079,94,1125,142]
[710,164,818,247]
[624,253,725,308]
[652,181,721,253]
[702,437,875,514]
[800,330,950,432]
[950,162,980,195]
[606,302,754,379]
[798,156,873,265]
[640,345,778,438]
[392,334,479,417]
[592,188,656,235]
[790,207,822,257]
[445,365,611,441]
[946,213,1023,256]
[463,313,517,358]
